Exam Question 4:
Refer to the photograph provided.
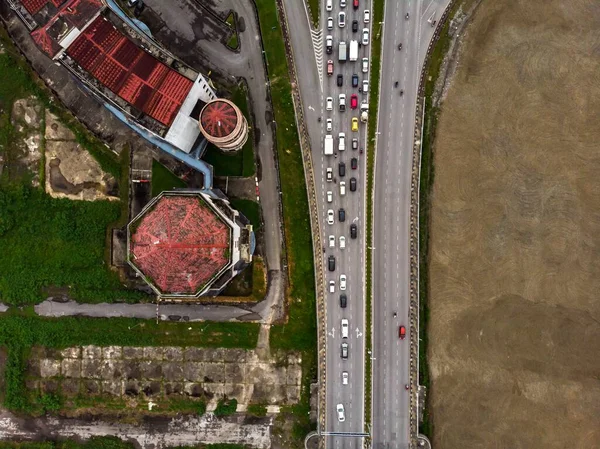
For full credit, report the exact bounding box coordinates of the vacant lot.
[428,0,600,447]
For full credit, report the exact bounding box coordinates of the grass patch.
[151,159,187,196]
[0,312,259,413]
[417,1,464,438]
[363,0,385,430]
[231,199,261,230]
[227,33,239,50]
[202,85,254,177]
[307,0,319,26]
[0,183,145,304]
[251,258,267,301]
[0,28,122,178]
[214,397,238,417]
[252,0,316,444]
[246,403,267,417]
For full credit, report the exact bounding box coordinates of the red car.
[350,94,358,109]
[399,325,406,339]
[327,60,334,76]
[353,0,359,10]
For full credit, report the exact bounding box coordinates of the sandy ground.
[428,0,600,447]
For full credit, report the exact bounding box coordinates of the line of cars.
[324,0,372,426]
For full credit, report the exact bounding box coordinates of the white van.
[338,132,346,151]
[341,319,349,338]
[339,181,346,196]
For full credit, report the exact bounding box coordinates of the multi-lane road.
[372,1,448,448]
[282,0,450,447]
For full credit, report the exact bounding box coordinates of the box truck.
[338,41,347,62]
[349,40,359,61]
[324,134,334,155]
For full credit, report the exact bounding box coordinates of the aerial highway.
[372,0,450,448]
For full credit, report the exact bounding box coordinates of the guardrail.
[275,0,327,441]
[409,1,458,447]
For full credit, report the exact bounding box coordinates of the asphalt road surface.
[371,0,449,448]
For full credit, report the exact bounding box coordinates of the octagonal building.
[127,191,254,298]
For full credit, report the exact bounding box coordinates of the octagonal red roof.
[129,195,231,295]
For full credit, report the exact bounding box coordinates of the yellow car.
[351,117,359,132]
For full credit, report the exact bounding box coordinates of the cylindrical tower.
[199,98,248,152]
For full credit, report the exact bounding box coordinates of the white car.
[338,132,346,151]
[326,167,333,182]
[327,209,335,225]
[341,318,349,338]
[362,79,369,93]
[339,181,346,196]
[326,0,332,11]
[339,236,346,248]
[342,371,349,385]
[363,9,370,23]
[327,17,334,30]
[329,280,336,293]
[339,93,346,111]
[362,57,369,73]
[340,274,347,290]
[326,118,333,132]
[338,11,346,28]
[327,191,333,203]
[329,235,335,248]
[362,28,370,45]
[337,403,345,422]
[326,96,333,111]
[340,0,346,7]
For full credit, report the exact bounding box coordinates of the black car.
[341,342,348,359]
[350,177,357,191]
[351,157,358,169]
[340,294,347,308]
[352,74,359,87]
[352,20,359,32]
[350,223,357,239]
[337,74,343,87]
[338,208,346,222]
[328,255,336,271]
[338,162,346,177]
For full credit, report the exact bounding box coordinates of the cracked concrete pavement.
[0,410,272,449]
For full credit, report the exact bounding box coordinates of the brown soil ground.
[428,0,600,447]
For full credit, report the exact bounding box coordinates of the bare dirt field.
[428,0,600,447]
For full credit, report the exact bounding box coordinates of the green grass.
[247,403,267,417]
[227,33,239,50]
[214,397,238,417]
[251,0,317,443]
[0,312,259,413]
[363,0,385,430]
[0,183,145,304]
[307,0,319,26]
[417,1,464,439]
[0,28,122,178]
[231,199,261,230]
[151,159,187,196]
[202,85,255,177]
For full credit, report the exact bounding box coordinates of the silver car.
[337,403,345,422]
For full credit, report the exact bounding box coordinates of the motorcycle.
[400,90,404,96]
[359,148,364,154]
[398,43,402,51]
[405,12,409,19]
[394,81,399,88]
[405,384,409,391]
